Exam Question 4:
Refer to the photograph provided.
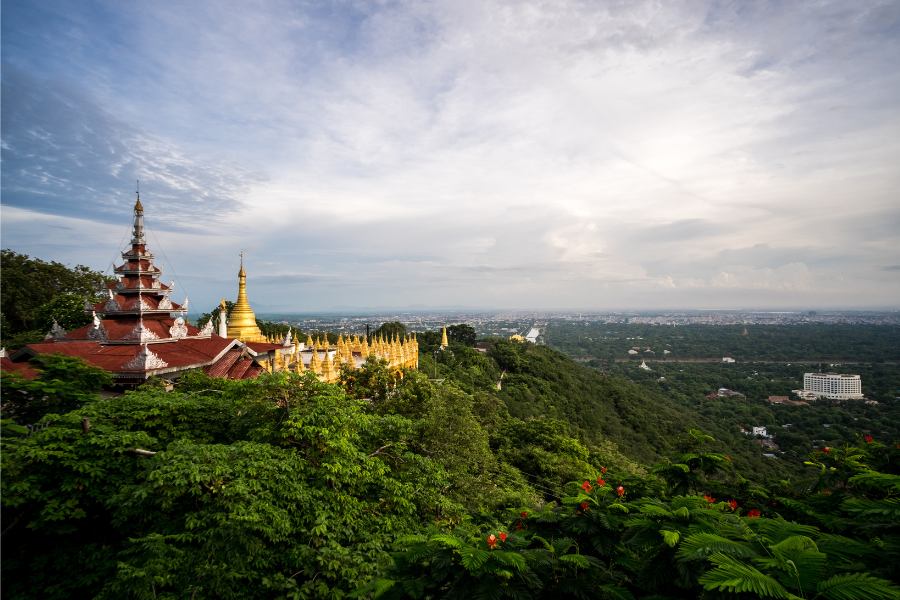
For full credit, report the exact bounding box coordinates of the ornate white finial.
[282,329,293,347]
[105,289,120,312]
[168,280,175,292]
[87,313,108,341]
[123,343,168,370]
[218,302,228,338]
[181,296,189,311]
[169,316,188,339]
[199,319,214,337]
[158,295,173,310]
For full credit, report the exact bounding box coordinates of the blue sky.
[2,0,899,312]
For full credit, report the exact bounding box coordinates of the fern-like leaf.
[847,470,900,494]
[429,533,463,549]
[559,553,591,569]
[493,551,528,572]
[458,547,490,572]
[660,529,680,548]
[698,552,794,599]
[677,533,757,561]
[815,572,900,600]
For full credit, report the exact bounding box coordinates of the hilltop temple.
[11,196,281,383]
[9,195,419,385]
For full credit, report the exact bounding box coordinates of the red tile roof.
[66,316,199,341]
[245,342,284,354]
[0,357,39,379]
[22,335,238,378]
[204,347,263,379]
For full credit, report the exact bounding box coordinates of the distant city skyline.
[2,1,899,312]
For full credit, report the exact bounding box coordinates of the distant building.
[768,395,807,406]
[803,373,864,400]
[722,357,736,363]
[793,389,819,402]
[627,349,639,355]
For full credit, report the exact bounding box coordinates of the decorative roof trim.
[123,343,168,370]
[169,317,188,339]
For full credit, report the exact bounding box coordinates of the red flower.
[728,499,738,511]
[864,434,874,444]
[520,511,529,519]
[596,477,606,486]
[600,466,608,474]
[579,501,590,511]
[823,447,831,454]
[499,531,508,542]
[616,485,625,497]
[703,494,716,504]
[581,480,593,492]
[486,534,497,549]
[747,509,761,518]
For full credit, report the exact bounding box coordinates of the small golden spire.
[440,327,449,349]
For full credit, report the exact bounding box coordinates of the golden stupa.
[226,253,267,343]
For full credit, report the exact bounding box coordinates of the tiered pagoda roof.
[13,195,263,385]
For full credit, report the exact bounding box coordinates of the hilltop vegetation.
[5,333,899,598]
[0,249,112,349]
[546,321,900,363]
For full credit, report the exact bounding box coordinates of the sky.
[2,0,899,312]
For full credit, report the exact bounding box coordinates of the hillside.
[4,345,898,599]
[419,338,794,481]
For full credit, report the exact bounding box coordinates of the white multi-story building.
[803,373,864,400]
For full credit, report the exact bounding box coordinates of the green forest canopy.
[2,336,898,599]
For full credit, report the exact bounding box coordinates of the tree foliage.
[374,321,407,340]
[1,249,110,343]
[2,330,898,599]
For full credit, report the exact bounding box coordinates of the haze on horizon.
[2,0,899,313]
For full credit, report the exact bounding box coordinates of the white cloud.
[2,0,899,309]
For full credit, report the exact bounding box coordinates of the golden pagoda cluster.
[222,258,420,383]
[261,332,419,383]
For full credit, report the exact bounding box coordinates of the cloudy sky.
[2,0,899,312]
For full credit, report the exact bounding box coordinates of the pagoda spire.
[226,252,266,342]
[132,185,145,245]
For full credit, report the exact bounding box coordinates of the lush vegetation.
[546,321,900,363]
[3,333,899,598]
[0,249,112,348]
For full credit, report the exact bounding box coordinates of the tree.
[34,292,94,333]
[0,354,112,424]
[374,321,406,340]
[0,249,110,339]
[448,324,477,346]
